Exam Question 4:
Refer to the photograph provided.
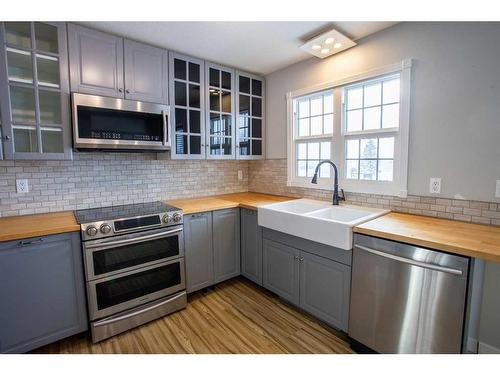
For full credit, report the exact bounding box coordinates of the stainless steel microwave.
[71,93,170,151]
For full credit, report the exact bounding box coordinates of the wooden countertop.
[0,211,80,242]
[166,192,295,214]
[354,212,500,262]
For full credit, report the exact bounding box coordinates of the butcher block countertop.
[0,211,80,242]
[354,212,500,262]
[166,192,295,214]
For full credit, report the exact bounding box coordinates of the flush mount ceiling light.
[300,28,356,59]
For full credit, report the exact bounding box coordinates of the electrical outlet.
[429,177,441,194]
[16,179,29,194]
[238,170,243,181]
[496,180,500,198]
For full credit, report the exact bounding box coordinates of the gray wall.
[265,22,500,202]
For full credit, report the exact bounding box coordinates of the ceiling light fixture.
[333,42,343,49]
[321,48,330,54]
[300,28,356,59]
[311,44,321,50]
[324,37,334,44]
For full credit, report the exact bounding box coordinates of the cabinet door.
[124,40,167,104]
[263,239,300,305]
[236,71,264,159]
[213,208,240,283]
[183,212,214,293]
[241,208,263,285]
[169,52,205,159]
[299,251,351,331]
[0,232,87,353]
[68,24,124,97]
[0,22,72,160]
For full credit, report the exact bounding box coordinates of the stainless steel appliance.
[75,201,185,343]
[349,233,470,354]
[72,93,170,151]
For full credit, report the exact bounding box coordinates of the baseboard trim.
[478,341,500,354]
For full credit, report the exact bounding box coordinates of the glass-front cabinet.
[236,71,264,159]
[169,52,205,159]
[0,22,71,160]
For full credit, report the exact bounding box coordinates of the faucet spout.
[310,160,345,205]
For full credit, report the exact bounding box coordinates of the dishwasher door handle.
[354,244,463,276]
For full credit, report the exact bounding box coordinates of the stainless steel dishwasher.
[349,233,470,354]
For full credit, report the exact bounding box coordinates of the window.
[287,59,411,196]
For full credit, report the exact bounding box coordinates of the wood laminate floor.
[35,277,353,354]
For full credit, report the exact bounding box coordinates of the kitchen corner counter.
[166,192,296,214]
[0,211,80,242]
[354,212,500,262]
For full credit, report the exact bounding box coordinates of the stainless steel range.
[75,201,186,343]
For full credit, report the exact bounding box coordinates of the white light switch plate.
[429,177,441,194]
[16,179,29,194]
[496,180,500,198]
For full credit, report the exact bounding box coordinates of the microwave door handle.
[162,109,169,146]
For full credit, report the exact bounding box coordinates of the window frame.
[286,59,412,197]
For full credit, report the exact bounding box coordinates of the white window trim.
[286,59,412,197]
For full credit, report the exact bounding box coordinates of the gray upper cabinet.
[0,22,72,160]
[0,232,87,353]
[183,212,214,293]
[68,24,124,98]
[263,238,300,305]
[240,208,263,285]
[213,208,240,283]
[299,251,351,331]
[124,39,168,104]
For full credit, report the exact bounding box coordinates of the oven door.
[83,226,184,281]
[87,257,186,320]
[72,93,170,151]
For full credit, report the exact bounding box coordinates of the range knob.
[172,213,182,223]
[86,226,98,237]
[100,223,112,234]
[162,214,171,223]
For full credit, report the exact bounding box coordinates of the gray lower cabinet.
[0,232,88,353]
[213,208,240,283]
[183,212,214,293]
[240,208,263,285]
[262,239,300,305]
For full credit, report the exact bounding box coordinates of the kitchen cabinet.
[68,24,168,104]
[240,208,263,285]
[213,208,240,283]
[0,232,88,353]
[183,212,214,293]
[262,229,351,332]
[169,52,205,159]
[236,71,264,159]
[0,22,72,160]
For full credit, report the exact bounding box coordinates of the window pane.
[297,161,307,177]
[252,140,262,155]
[209,113,220,134]
[175,134,188,154]
[210,136,221,154]
[239,76,250,94]
[378,160,394,181]
[41,127,63,153]
[320,142,331,159]
[209,90,220,111]
[188,62,200,83]
[5,22,31,48]
[251,97,262,117]
[320,163,330,178]
[221,114,231,136]
[175,108,187,132]
[323,92,333,114]
[308,142,319,159]
[379,137,395,159]
[221,90,231,113]
[346,109,362,132]
[190,135,201,154]
[239,94,250,115]
[189,84,200,108]
[346,139,359,159]
[251,118,262,138]
[364,83,381,107]
[346,160,359,179]
[189,110,200,133]
[239,139,249,155]
[239,116,249,138]
[252,79,262,96]
[298,118,309,137]
[13,126,38,152]
[364,106,381,130]
[382,103,399,128]
[39,90,61,124]
[174,59,186,80]
[175,81,187,106]
[383,78,400,104]
[310,96,322,116]
[209,68,219,87]
[323,114,333,134]
[222,137,232,155]
[36,55,60,87]
[10,86,36,124]
[360,160,377,180]
[221,71,231,90]
[35,23,58,54]
[7,49,33,83]
[310,116,322,136]
[361,138,378,159]
[297,143,307,159]
[307,161,317,177]
[298,99,309,118]
[347,87,362,110]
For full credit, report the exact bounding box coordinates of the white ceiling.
[81,22,398,75]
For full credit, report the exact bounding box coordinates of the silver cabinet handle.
[19,237,44,246]
[86,228,182,250]
[299,257,304,262]
[294,255,299,260]
[354,244,463,276]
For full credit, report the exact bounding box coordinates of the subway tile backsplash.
[0,153,248,217]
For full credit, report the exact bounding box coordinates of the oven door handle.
[85,228,183,250]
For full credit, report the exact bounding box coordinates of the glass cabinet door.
[205,62,235,159]
[0,22,71,160]
[169,52,205,159]
[236,72,264,159]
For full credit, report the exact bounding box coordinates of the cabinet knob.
[126,89,130,94]
[299,257,304,262]
[118,88,123,93]
[4,135,11,141]
[294,255,299,260]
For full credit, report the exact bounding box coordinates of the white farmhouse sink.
[258,198,389,250]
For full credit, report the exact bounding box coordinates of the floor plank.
[34,277,354,354]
